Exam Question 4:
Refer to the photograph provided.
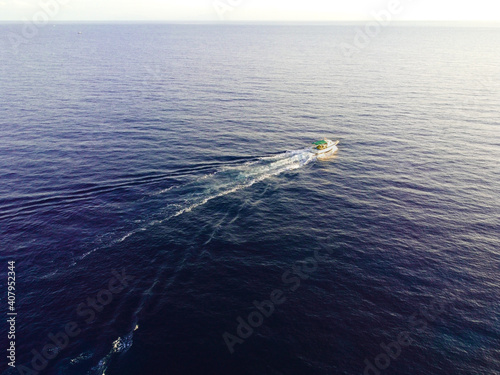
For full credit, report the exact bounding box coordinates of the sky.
[1,0,500,22]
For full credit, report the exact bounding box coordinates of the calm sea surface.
[0,24,499,375]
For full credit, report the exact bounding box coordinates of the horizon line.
[1,20,500,26]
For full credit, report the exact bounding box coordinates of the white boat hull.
[312,139,339,156]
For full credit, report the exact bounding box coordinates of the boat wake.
[69,148,320,263]
[111,148,317,243]
[171,148,316,215]
[87,325,139,375]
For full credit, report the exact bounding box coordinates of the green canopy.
[313,140,327,145]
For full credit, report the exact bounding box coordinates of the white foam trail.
[70,351,93,365]
[172,185,242,217]
[99,149,317,245]
[116,227,146,243]
[170,149,316,217]
[150,185,175,196]
[87,327,138,375]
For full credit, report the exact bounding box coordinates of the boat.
[312,139,339,156]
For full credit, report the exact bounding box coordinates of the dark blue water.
[1,24,499,375]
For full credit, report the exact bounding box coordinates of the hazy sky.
[1,0,500,22]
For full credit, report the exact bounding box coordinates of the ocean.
[0,24,499,375]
